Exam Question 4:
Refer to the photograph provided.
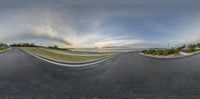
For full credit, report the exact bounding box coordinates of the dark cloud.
[1,0,200,13]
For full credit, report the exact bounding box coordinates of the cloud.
[0,8,143,48]
[1,0,200,49]
[0,9,74,45]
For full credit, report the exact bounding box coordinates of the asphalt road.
[1,48,200,99]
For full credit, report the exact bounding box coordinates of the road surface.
[1,48,200,99]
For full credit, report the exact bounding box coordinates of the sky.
[0,0,200,49]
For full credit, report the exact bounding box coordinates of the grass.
[0,48,8,52]
[46,47,113,55]
[45,48,113,56]
[21,47,112,62]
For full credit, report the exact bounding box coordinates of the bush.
[142,48,180,56]
[48,45,70,51]
[184,48,197,53]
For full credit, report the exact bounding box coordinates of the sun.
[98,46,103,49]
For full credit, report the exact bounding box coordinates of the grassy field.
[45,48,113,56]
[22,47,113,62]
[46,47,113,55]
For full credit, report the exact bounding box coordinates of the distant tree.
[197,43,200,47]
[10,43,37,47]
[48,45,59,49]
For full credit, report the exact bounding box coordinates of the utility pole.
[185,44,188,49]
[168,43,170,49]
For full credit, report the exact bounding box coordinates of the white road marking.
[23,49,115,67]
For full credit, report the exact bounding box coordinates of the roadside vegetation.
[179,43,200,53]
[141,43,200,57]
[0,43,9,52]
[10,43,38,47]
[142,48,180,56]
[0,48,7,52]
[21,47,113,62]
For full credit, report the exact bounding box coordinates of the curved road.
[1,48,200,99]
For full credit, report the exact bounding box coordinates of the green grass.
[45,47,113,55]
[22,47,112,62]
[45,48,113,56]
[0,48,8,52]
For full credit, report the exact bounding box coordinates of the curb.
[21,49,116,67]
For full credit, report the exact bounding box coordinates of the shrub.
[142,48,180,56]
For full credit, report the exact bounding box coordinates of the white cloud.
[0,8,143,49]
[3,0,200,49]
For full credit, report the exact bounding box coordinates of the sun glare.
[98,46,103,49]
